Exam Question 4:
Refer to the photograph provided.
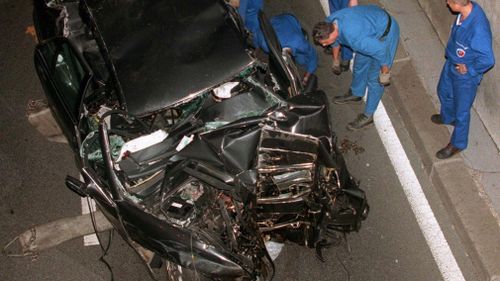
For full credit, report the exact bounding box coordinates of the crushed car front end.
[81,80,368,280]
[31,0,368,280]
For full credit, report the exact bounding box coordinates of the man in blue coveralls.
[327,0,357,75]
[432,0,495,159]
[228,0,263,46]
[254,14,319,85]
[312,5,400,131]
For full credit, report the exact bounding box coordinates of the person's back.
[328,5,390,45]
[256,14,304,53]
[329,0,351,12]
[238,0,263,35]
[254,14,318,78]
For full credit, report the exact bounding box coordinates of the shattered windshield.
[80,65,285,165]
[198,76,282,130]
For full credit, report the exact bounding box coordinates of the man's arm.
[237,0,248,22]
[349,0,358,7]
[290,40,319,80]
[332,45,341,62]
[330,45,342,75]
[467,24,495,76]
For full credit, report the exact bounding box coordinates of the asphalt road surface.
[0,0,481,280]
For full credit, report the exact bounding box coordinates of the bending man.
[327,0,358,74]
[255,14,318,85]
[313,5,399,131]
[227,0,263,46]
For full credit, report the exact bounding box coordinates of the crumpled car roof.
[86,0,253,116]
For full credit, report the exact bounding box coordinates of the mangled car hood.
[86,0,253,116]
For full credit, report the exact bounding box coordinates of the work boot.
[333,90,362,105]
[346,114,374,131]
[436,143,462,159]
[431,114,455,126]
[340,60,350,72]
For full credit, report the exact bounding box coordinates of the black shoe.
[436,143,462,159]
[340,60,350,72]
[333,91,362,105]
[346,114,374,131]
[431,114,455,126]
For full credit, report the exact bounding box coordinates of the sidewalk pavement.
[378,0,500,280]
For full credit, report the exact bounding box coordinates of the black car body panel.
[85,0,254,116]
[32,1,368,280]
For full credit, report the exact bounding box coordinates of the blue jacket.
[326,5,395,67]
[255,14,318,73]
[238,0,263,35]
[445,1,494,80]
[328,0,350,12]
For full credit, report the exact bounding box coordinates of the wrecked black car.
[31,0,368,280]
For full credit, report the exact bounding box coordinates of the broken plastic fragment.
[117,130,168,161]
[213,81,239,99]
[97,106,112,129]
[265,241,284,261]
[176,134,194,151]
[204,121,229,130]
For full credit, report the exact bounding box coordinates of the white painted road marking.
[374,104,466,281]
[81,197,99,246]
[318,1,465,280]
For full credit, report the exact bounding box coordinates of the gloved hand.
[332,60,342,75]
[379,71,391,86]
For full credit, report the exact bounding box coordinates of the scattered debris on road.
[339,138,366,155]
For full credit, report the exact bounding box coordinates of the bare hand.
[226,0,240,8]
[455,64,467,74]
[380,65,390,74]
[302,73,310,85]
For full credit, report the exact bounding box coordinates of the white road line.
[79,174,100,246]
[81,197,100,246]
[317,1,466,280]
[374,105,465,281]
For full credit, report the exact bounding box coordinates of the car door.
[34,37,90,151]
[258,11,303,97]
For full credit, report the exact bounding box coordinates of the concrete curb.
[387,57,500,281]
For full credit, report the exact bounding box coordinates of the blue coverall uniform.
[326,5,400,116]
[437,1,494,150]
[328,0,350,12]
[254,14,318,74]
[238,0,263,45]
[328,0,353,61]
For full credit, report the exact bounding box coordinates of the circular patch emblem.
[456,48,466,58]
